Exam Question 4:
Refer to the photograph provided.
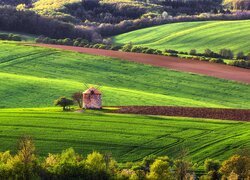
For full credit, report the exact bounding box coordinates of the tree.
[220,155,250,179]
[189,49,197,55]
[204,159,221,180]
[147,157,174,180]
[54,97,74,111]
[85,151,110,179]
[219,49,234,59]
[174,159,193,180]
[72,92,83,108]
[10,136,39,179]
[122,43,133,52]
[236,51,245,60]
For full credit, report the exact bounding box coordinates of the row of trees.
[0,33,22,41]
[0,136,249,179]
[189,48,250,60]
[54,92,83,111]
[35,36,250,68]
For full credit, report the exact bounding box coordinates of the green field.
[113,20,250,54]
[0,42,250,109]
[0,108,249,165]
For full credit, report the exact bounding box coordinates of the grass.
[0,41,250,109]
[0,108,249,165]
[113,20,250,54]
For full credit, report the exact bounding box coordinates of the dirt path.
[32,44,250,84]
[111,106,250,121]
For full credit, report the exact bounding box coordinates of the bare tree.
[72,92,83,108]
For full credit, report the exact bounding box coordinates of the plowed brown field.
[31,44,250,84]
[112,106,250,121]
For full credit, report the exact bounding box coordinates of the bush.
[122,43,133,52]
[165,49,178,54]
[219,49,234,59]
[169,53,178,57]
[227,60,250,68]
[247,53,250,60]
[189,49,197,55]
[209,58,224,64]
[0,33,22,41]
[236,51,246,60]
[110,45,122,51]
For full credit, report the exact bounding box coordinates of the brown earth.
[111,106,250,121]
[31,44,250,84]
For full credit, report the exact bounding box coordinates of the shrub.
[219,49,234,59]
[122,43,133,52]
[236,51,245,60]
[227,60,250,68]
[169,53,178,57]
[9,34,22,41]
[189,49,197,55]
[165,49,178,54]
[0,33,9,40]
[62,38,73,46]
[247,53,250,60]
[73,41,80,46]
[110,45,121,51]
[209,58,224,64]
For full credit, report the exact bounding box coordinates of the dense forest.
[0,0,249,42]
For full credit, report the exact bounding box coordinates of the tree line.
[1,5,250,43]
[0,136,249,179]
[0,6,95,41]
[36,36,250,69]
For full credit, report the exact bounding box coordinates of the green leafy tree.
[147,157,174,180]
[54,97,74,111]
[10,136,39,179]
[122,43,133,52]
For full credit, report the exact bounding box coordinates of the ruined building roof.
[83,87,101,95]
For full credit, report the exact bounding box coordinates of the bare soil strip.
[31,44,250,84]
[111,106,250,121]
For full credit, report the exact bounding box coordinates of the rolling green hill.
[0,108,249,164]
[113,20,250,54]
[0,42,250,108]
[0,42,250,109]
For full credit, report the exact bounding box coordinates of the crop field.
[0,108,249,165]
[0,42,250,109]
[113,20,250,54]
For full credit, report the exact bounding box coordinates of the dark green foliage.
[209,58,224,64]
[227,60,250,68]
[165,49,178,54]
[219,49,234,59]
[0,6,93,40]
[236,51,245,60]
[189,49,197,55]
[204,49,221,58]
[0,33,22,41]
[54,97,74,111]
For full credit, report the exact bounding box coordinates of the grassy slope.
[0,108,249,164]
[0,42,250,108]
[113,20,250,54]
